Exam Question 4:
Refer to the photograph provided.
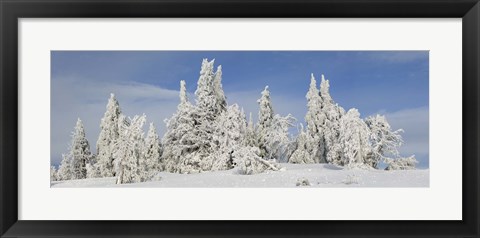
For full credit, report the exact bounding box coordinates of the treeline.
[51,59,416,184]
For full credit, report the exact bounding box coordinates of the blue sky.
[51,51,429,168]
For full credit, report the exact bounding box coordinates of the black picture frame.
[1,0,479,237]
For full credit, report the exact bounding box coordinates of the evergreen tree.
[245,112,257,147]
[71,118,92,179]
[179,80,189,105]
[338,109,373,168]
[50,166,58,181]
[289,124,315,164]
[365,114,403,168]
[195,59,219,115]
[365,114,418,169]
[213,65,227,114]
[161,80,196,173]
[304,74,326,163]
[256,86,275,159]
[319,75,346,165]
[256,86,295,161]
[85,158,99,179]
[58,118,92,180]
[177,59,226,173]
[265,114,296,161]
[57,154,72,181]
[140,122,162,181]
[95,93,123,177]
[114,114,146,184]
[385,156,418,170]
[205,104,248,171]
[234,146,282,175]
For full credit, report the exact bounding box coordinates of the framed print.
[1,0,479,237]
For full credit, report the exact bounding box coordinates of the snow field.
[51,163,429,188]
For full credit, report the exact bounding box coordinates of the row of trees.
[52,109,162,184]
[51,59,416,184]
[288,74,417,170]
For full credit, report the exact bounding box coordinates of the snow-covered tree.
[58,119,92,180]
[338,109,373,168]
[50,166,58,181]
[204,104,248,171]
[385,156,418,170]
[140,122,162,181]
[256,86,295,161]
[365,114,404,168]
[245,112,257,147]
[57,154,71,181]
[304,74,327,163]
[179,80,188,105]
[163,60,289,174]
[95,93,123,177]
[162,80,197,173]
[213,65,227,114]
[256,86,276,159]
[81,151,97,178]
[364,114,418,169]
[265,114,296,161]
[162,59,230,173]
[234,146,282,175]
[175,59,227,173]
[71,119,93,179]
[289,124,315,164]
[195,59,221,115]
[257,86,274,131]
[114,114,146,184]
[319,75,346,165]
[85,160,100,179]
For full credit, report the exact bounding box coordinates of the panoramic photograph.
[50,51,429,187]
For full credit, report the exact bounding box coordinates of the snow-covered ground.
[51,164,429,188]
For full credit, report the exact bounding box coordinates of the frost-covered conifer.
[50,166,58,181]
[289,124,314,164]
[114,114,146,184]
[204,104,248,171]
[162,80,197,173]
[213,65,227,114]
[257,86,274,130]
[245,112,257,147]
[385,156,418,170]
[95,93,123,177]
[84,154,98,178]
[175,59,226,173]
[58,118,92,180]
[179,80,188,105]
[140,122,162,181]
[256,86,275,158]
[304,74,326,163]
[265,114,296,161]
[256,86,295,161]
[85,161,99,179]
[195,59,219,115]
[319,75,346,165]
[365,114,404,168]
[70,119,92,179]
[338,109,373,168]
[57,154,72,181]
[365,114,417,169]
[234,146,282,175]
